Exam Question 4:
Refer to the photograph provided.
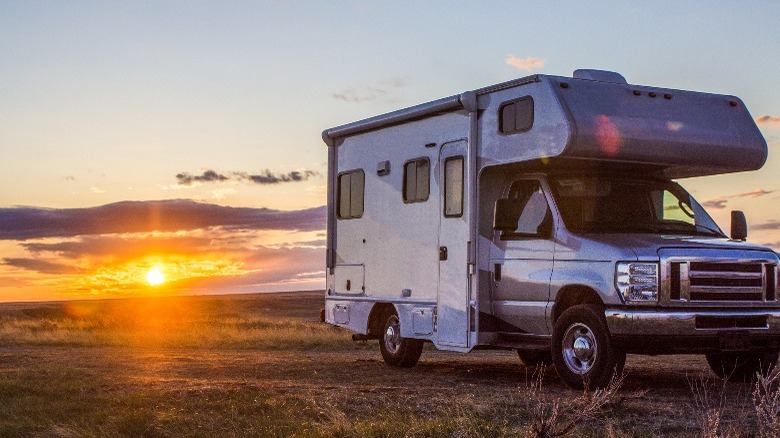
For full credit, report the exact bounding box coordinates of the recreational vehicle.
[322,69,778,388]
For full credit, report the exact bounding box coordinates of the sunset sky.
[1,1,779,302]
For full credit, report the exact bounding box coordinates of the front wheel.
[706,350,779,382]
[552,304,626,389]
[379,313,424,367]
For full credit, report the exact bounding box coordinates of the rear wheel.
[379,313,424,367]
[706,350,779,382]
[517,349,553,367]
[552,304,626,389]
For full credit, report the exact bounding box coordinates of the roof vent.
[573,69,628,84]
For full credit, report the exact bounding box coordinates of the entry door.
[437,140,470,348]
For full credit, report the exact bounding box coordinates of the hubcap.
[562,322,597,374]
[384,316,401,354]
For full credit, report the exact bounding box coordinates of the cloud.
[176,169,319,186]
[210,188,236,201]
[239,170,319,185]
[3,258,76,274]
[701,198,728,209]
[175,170,229,186]
[756,115,780,126]
[701,189,775,209]
[4,233,326,296]
[505,55,546,72]
[243,245,325,284]
[332,77,406,102]
[731,189,775,199]
[0,200,326,241]
[752,221,780,231]
[22,235,216,259]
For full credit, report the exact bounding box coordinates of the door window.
[443,156,464,217]
[501,180,553,239]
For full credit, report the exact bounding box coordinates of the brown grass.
[526,367,627,437]
[0,291,775,436]
[753,371,780,437]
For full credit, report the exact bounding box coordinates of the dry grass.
[0,291,777,437]
[0,293,354,350]
[753,371,780,437]
[525,367,627,437]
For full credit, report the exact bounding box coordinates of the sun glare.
[145,266,166,286]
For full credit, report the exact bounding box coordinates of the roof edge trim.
[322,94,463,146]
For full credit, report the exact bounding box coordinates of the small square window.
[403,158,430,203]
[337,169,364,219]
[499,96,534,134]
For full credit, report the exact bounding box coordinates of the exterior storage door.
[437,140,470,348]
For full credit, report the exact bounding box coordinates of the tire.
[552,304,626,390]
[379,312,424,367]
[706,350,779,382]
[517,349,553,367]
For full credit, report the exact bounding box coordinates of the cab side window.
[501,180,553,239]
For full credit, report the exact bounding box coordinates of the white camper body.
[322,70,778,387]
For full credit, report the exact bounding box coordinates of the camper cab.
[322,70,780,388]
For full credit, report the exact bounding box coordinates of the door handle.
[439,246,448,261]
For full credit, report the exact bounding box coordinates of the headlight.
[616,262,659,304]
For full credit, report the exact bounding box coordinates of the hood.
[576,233,776,260]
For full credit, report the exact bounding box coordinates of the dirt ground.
[0,292,766,437]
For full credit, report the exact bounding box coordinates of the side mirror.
[731,210,747,241]
[493,199,516,231]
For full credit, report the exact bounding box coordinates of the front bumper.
[605,308,780,354]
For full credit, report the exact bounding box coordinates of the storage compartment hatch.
[333,264,364,295]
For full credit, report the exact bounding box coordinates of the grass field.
[0,291,777,437]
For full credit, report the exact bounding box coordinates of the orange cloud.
[0,201,327,301]
[2,229,325,300]
[0,200,325,240]
[756,115,780,126]
[505,55,546,72]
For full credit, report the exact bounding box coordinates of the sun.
[145,266,166,286]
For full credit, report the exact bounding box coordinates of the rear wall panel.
[331,110,470,304]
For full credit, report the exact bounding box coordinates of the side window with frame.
[403,157,430,203]
[337,169,364,219]
[499,96,534,134]
[500,180,552,239]
[444,156,464,217]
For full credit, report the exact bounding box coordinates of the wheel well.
[367,303,396,337]
[552,286,603,323]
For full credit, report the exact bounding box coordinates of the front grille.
[696,315,768,329]
[667,259,777,303]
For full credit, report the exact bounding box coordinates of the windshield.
[550,176,725,236]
